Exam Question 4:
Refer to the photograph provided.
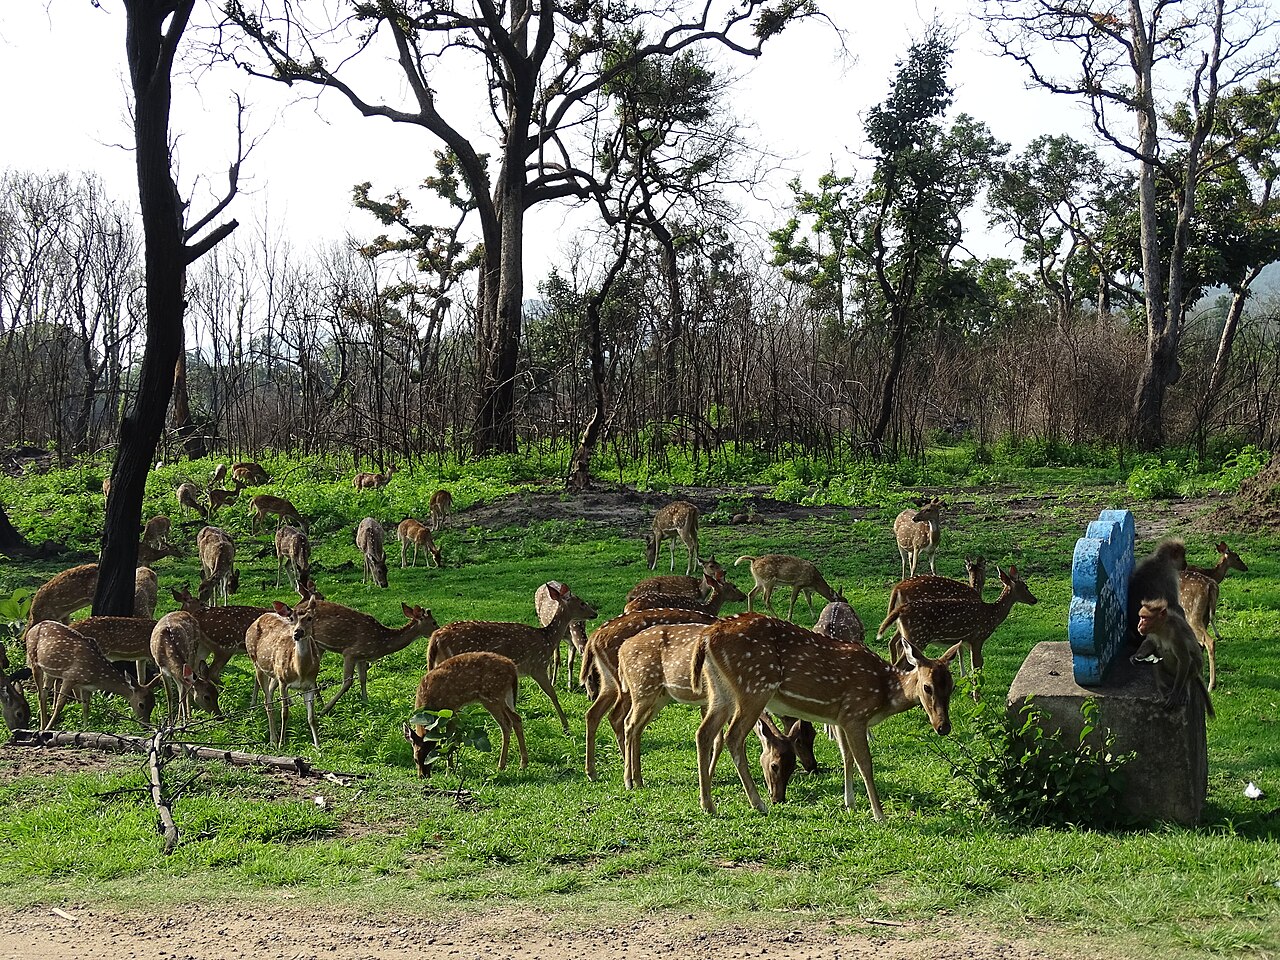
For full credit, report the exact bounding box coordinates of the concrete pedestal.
[1008,641,1208,826]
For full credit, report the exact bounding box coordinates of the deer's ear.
[900,640,923,668]
[402,602,413,618]
[272,600,291,616]
[755,717,783,746]
[1007,564,1019,580]
[181,664,195,686]
[1216,541,1228,553]
[937,642,964,667]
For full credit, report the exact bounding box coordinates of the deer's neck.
[380,620,430,656]
[980,588,1018,631]
[1207,557,1230,583]
[878,661,921,721]
[543,608,578,647]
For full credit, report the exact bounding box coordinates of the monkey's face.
[1137,602,1167,636]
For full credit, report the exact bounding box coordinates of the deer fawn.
[535,581,588,687]
[814,600,865,644]
[245,599,321,748]
[25,621,158,729]
[428,489,453,530]
[645,500,700,575]
[627,557,728,603]
[623,574,747,616]
[175,481,207,520]
[397,518,442,568]
[356,517,390,588]
[310,600,438,714]
[250,493,305,533]
[150,611,221,725]
[692,612,963,819]
[893,497,945,578]
[231,461,269,486]
[171,585,269,685]
[428,581,597,736]
[405,652,528,774]
[197,525,238,606]
[734,554,841,620]
[0,645,31,732]
[208,478,243,516]
[879,564,1038,693]
[616,621,804,799]
[353,468,394,490]
[274,525,311,590]
[580,607,719,780]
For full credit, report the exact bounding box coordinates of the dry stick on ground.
[148,729,179,854]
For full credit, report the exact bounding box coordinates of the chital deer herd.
[6,473,1244,823]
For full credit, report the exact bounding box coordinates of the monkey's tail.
[1197,676,1216,720]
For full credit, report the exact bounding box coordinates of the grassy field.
[0,450,1277,957]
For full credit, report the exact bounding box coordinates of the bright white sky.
[0,2,1092,279]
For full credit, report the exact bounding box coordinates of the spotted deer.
[427,581,597,736]
[813,600,865,644]
[208,478,243,516]
[893,497,945,578]
[133,567,159,619]
[645,500,700,575]
[428,489,453,530]
[171,586,269,684]
[231,461,270,486]
[878,564,1038,692]
[623,575,748,616]
[1175,541,1247,692]
[197,525,238,606]
[355,517,390,588]
[734,554,842,621]
[211,463,228,487]
[353,469,395,491]
[692,612,963,819]
[150,611,222,725]
[274,525,311,590]
[175,481,207,520]
[626,556,728,603]
[249,494,305,533]
[27,564,155,629]
[310,600,438,714]
[965,555,987,597]
[245,599,321,747]
[142,515,171,551]
[25,621,158,729]
[404,652,528,775]
[0,646,32,732]
[397,518,442,568]
[70,616,157,681]
[535,581,588,688]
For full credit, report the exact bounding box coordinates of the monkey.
[1126,538,1187,645]
[1133,598,1215,719]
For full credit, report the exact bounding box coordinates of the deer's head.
[900,640,963,736]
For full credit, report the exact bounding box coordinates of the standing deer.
[965,555,987,596]
[175,481,207,520]
[133,567,159,619]
[404,652,528,775]
[645,500,700,575]
[70,615,157,683]
[623,575,748,616]
[1187,540,1249,582]
[734,554,841,620]
[311,600,438,714]
[893,497,945,578]
[692,612,963,819]
[627,557,729,603]
[428,489,453,530]
[427,581,597,736]
[274,525,311,590]
[171,586,270,684]
[397,518,442,568]
[142,515,171,551]
[535,581,588,687]
[814,600,865,644]
[27,564,155,629]
[1175,540,1247,692]
[25,621,158,729]
[249,494,305,533]
[353,469,394,490]
[150,611,222,725]
[878,564,1038,690]
[211,463,228,487]
[245,599,321,748]
[231,461,270,486]
[197,525,238,606]
[208,478,243,516]
[356,517,390,588]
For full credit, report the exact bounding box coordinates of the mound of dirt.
[1203,453,1280,530]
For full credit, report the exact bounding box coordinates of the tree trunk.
[652,223,682,419]
[171,342,208,460]
[1198,280,1255,433]
[0,503,31,558]
[869,307,909,454]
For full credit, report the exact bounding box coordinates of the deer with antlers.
[428,581,597,736]
[734,554,842,621]
[397,518,442,569]
[25,621,159,729]
[150,611,222,725]
[356,517,390,588]
[692,612,963,819]
[245,599,321,748]
[893,497,946,578]
[405,652,528,775]
[310,600,438,714]
[645,500,700,575]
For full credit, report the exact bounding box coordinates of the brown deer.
[142,515,171,551]
[171,586,269,684]
[137,539,180,566]
[397,518,443,568]
[208,478,243,516]
[311,600,438,714]
[535,581,588,687]
[626,557,728,603]
[25,621,158,729]
[175,481,207,520]
[893,497,945,578]
[645,500,700,575]
[580,607,719,780]
[623,575,748,616]
[1178,572,1222,692]
[878,564,1038,691]
[245,599,321,747]
[0,646,32,732]
[231,461,270,486]
[197,525,238,606]
[274,525,311,590]
[355,517,390,588]
[428,489,453,530]
[70,615,157,682]
[734,554,841,620]
[27,564,156,629]
[1187,540,1249,582]
[133,567,159,619]
[404,652,528,774]
[353,468,394,490]
[249,493,305,533]
[427,581,597,736]
[814,600,865,644]
[150,611,222,725]
[616,621,804,799]
[211,463,228,487]
[692,612,963,819]
[965,555,987,596]
[101,475,112,499]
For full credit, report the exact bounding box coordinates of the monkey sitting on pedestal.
[1134,598,1215,719]
[1127,538,1187,645]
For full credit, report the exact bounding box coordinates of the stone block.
[1008,641,1207,826]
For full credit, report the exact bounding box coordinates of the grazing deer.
[427,581,597,736]
[692,612,963,819]
[428,489,453,530]
[207,478,243,516]
[211,463,228,487]
[356,517,390,588]
[150,611,222,725]
[734,554,841,620]
[893,497,945,578]
[249,493,305,533]
[231,461,270,486]
[27,563,157,628]
[814,600,865,644]
[535,581,588,687]
[616,621,804,799]
[137,539,180,566]
[70,615,156,683]
[397,518,443,568]
[645,500,700,575]
[197,525,238,606]
[580,607,719,780]
[353,468,394,490]
[878,564,1038,689]
[965,555,987,596]
[404,652,527,775]
[142,515,171,551]
[133,567,159,619]
[0,646,32,732]
[176,481,207,520]
[626,557,729,603]
[311,601,438,714]
[245,599,321,748]
[274,525,311,590]
[171,585,269,684]
[25,621,158,729]
[623,575,747,616]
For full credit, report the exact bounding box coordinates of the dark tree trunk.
[171,342,208,460]
[0,503,31,558]
[869,308,909,454]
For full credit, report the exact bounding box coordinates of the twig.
[148,729,179,855]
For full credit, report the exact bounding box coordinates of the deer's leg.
[899,547,908,580]
[33,668,49,730]
[506,704,529,770]
[804,589,817,617]
[304,689,320,748]
[486,703,511,770]
[356,661,371,703]
[321,659,356,716]
[724,706,768,814]
[745,583,759,612]
[785,586,799,621]
[608,691,630,756]
[583,684,616,780]
[261,676,278,744]
[46,681,73,730]
[762,584,776,613]
[668,533,676,572]
[838,723,884,821]
[969,641,985,701]
[695,684,733,815]
[279,683,292,747]
[530,665,571,735]
[1205,629,1217,692]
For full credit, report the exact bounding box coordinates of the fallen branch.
[148,729,179,855]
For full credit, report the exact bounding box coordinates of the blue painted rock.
[1069,509,1135,685]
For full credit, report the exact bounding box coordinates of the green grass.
[0,454,1278,957]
